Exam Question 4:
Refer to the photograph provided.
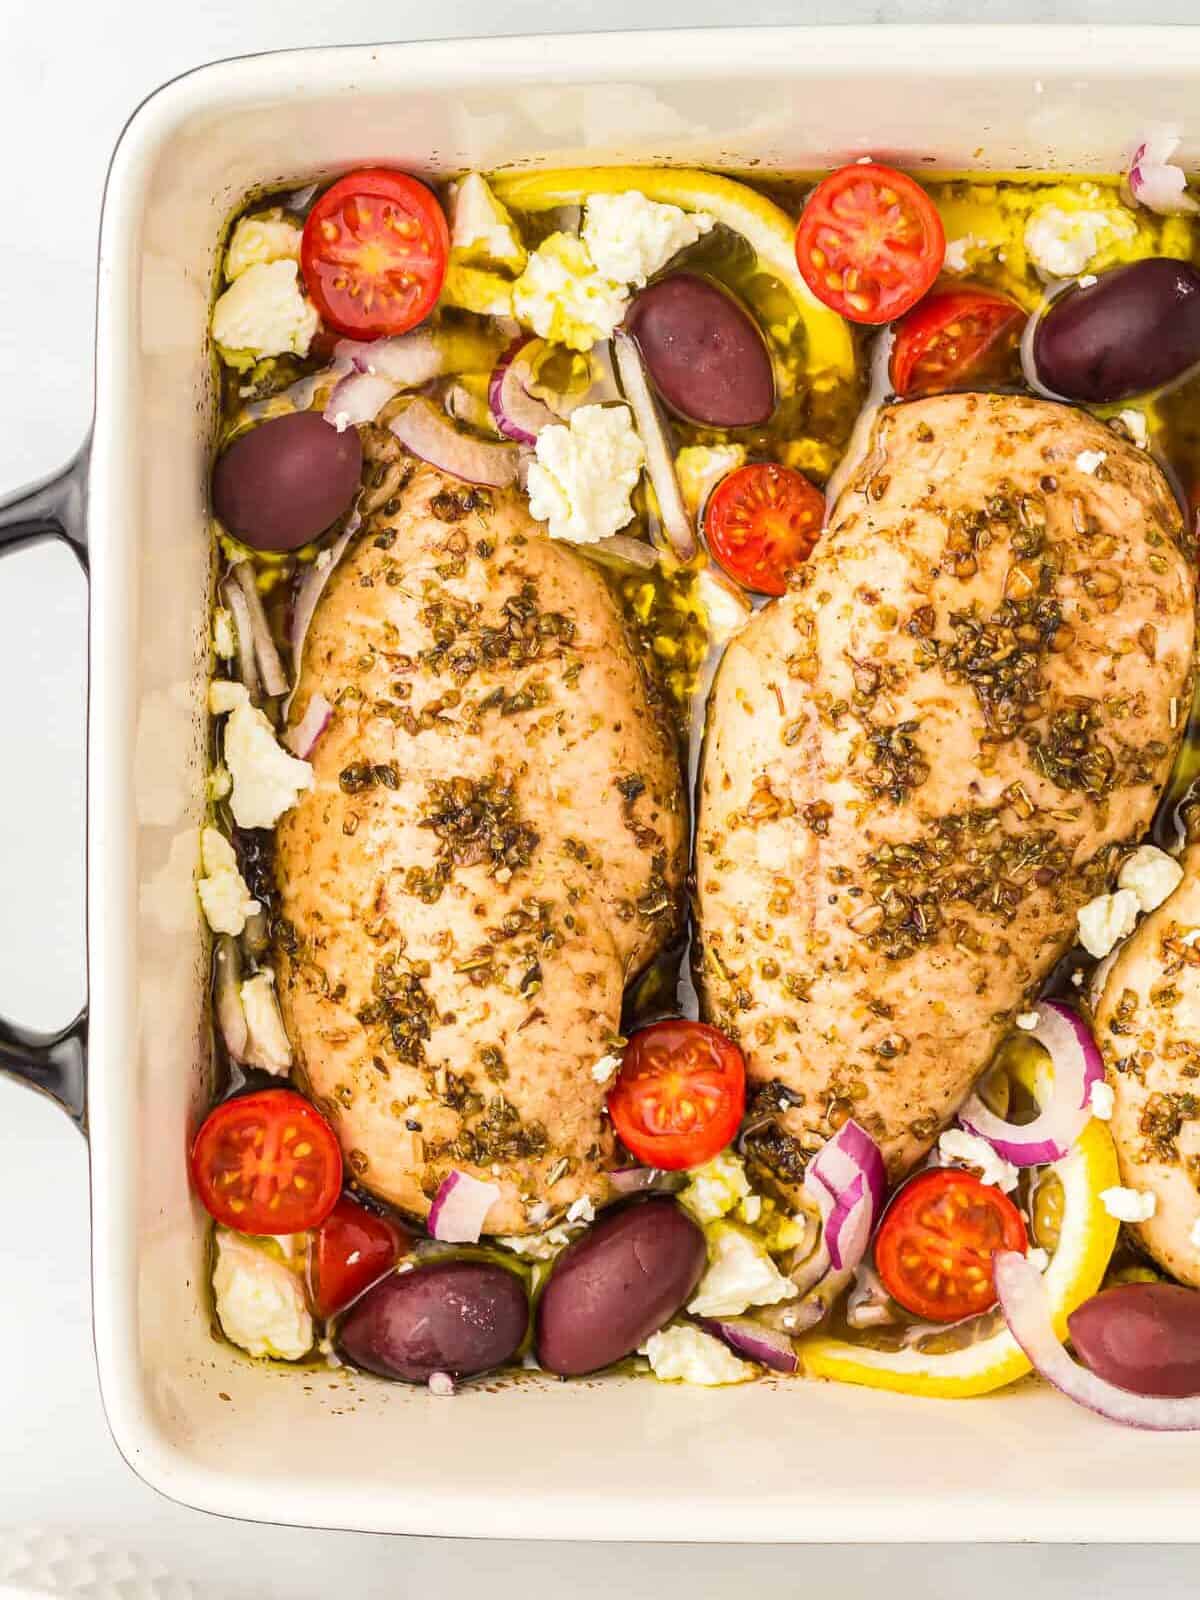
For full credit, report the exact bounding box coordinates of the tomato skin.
[608,1020,746,1171]
[191,1089,343,1234]
[705,461,825,596]
[794,163,945,325]
[874,1167,1028,1323]
[300,168,449,340]
[310,1194,411,1319]
[890,287,1025,397]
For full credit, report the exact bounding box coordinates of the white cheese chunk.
[937,1127,1020,1192]
[582,191,714,287]
[1118,844,1184,913]
[225,210,303,282]
[1089,1080,1116,1120]
[675,443,746,518]
[209,680,314,828]
[1100,1186,1158,1223]
[212,606,236,659]
[449,173,527,274]
[1023,204,1136,278]
[526,404,644,545]
[678,1149,753,1224]
[1074,449,1107,475]
[212,1230,313,1360]
[212,260,319,367]
[240,969,293,1075]
[512,234,628,351]
[196,826,260,936]
[1117,408,1149,448]
[640,1324,752,1386]
[688,1224,797,1319]
[590,1052,622,1086]
[1076,889,1140,959]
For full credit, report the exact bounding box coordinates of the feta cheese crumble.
[1089,1080,1116,1121]
[565,1196,596,1225]
[590,1052,622,1086]
[240,969,293,1075]
[688,1224,797,1318]
[212,606,236,659]
[211,260,319,368]
[209,680,314,829]
[1118,844,1183,913]
[640,1324,752,1386]
[582,191,714,288]
[197,826,260,937]
[512,233,628,351]
[675,443,746,518]
[449,173,527,275]
[1024,204,1137,278]
[937,1127,1020,1192]
[943,234,988,273]
[225,210,303,282]
[526,404,645,545]
[1074,449,1107,475]
[1117,408,1149,447]
[1015,1011,1040,1031]
[1076,888,1140,959]
[212,1230,312,1360]
[679,1149,753,1224]
[1101,1186,1158,1223]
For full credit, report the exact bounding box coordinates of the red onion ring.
[489,339,561,446]
[335,329,448,384]
[445,383,498,435]
[1126,130,1200,216]
[286,513,359,712]
[995,1252,1200,1430]
[959,1000,1104,1166]
[221,577,262,702]
[389,399,519,488]
[802,1119,887,1273]
[323,371,401,430]
[695,1317,798,1374]
[428,1170,501,1243]
[612,328,697,563]
[284,691,333,759]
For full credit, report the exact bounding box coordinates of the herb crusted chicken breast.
[274,455,685,1235]
[696,393,1195,1191]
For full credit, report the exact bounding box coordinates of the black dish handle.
[0,450,89,1129]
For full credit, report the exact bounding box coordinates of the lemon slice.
[797,1119,1120,1399]
[492,167,856,383]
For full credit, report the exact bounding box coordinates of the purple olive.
[535,1197,707,1376]
[625,273,775,429]
[337,1258,528,1383]
[1068,1282,1200,1398]
[212,411,362,551]
[1032,259,1200,404]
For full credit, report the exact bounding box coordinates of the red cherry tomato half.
[874,1167,1028,1323]
[191,1089,343,1234]
[608,1020,746,1171]
[890,287,1025,397]
[310,1194,411,1319]
[301,168,449,340]
[705,461,825,596]
[794,163,945,325]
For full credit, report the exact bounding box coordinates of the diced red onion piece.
[995,1252,1200,1430]
[390,399,519,488]
[287,513,359,711]
[696,1317,799,1374]
[803,1119,887,1274]
[1126,129,1200,216]
[489,339,561,445]
[334,329,447,385]
[213,935,248,1062]
[285,691,333,758]
[232,562,289,698]
[221,578,261,702]
[959,1000,1104,1166]
[613,329,697,563]
[323,371,401,430]
[428,1170,501,1242]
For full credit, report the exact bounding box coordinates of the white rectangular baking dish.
[3,23,1200,1541]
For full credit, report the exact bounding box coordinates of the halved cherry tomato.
[890,287,1025,397]
[794,163,945,325]
[310,1194,411,1319]
[705,462,824,596]
[191,1089,343,1234]
[608,1020,746,1171]
[300,169,449,340]
[874,1167,1028,1323]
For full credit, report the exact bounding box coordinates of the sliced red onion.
[696,1317,798,1374]
[607,1166,685,1196]
[613,329,696,564]
[324,371,401,430]
[1126,127,1200,217]
[231,562,289,698]
[428,1170,501,1243]
[221,578,262,702]
[489,339,561,445]
[335,329,447,385]
[995,1251,1200,1430]
[286,513,359,710]
[788,1237,831,1298]
[445,383,497,435]
[390,399,519,488]
[285,691,333,759]
[959,1000,1104,1166]
[582,534,661,571]
[242,354,354,420]
[213,935,248,1062]
[803,1119,887,1273]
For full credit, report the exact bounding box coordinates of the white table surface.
[3,0,1200,1591]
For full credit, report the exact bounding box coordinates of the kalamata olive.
[1031,259,1200,403]
[337,1258,528,1383]
[535,1197,707,1376]
[212,411,363,551]
[624,273,775,429]
[1068,1282,1200,1397]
